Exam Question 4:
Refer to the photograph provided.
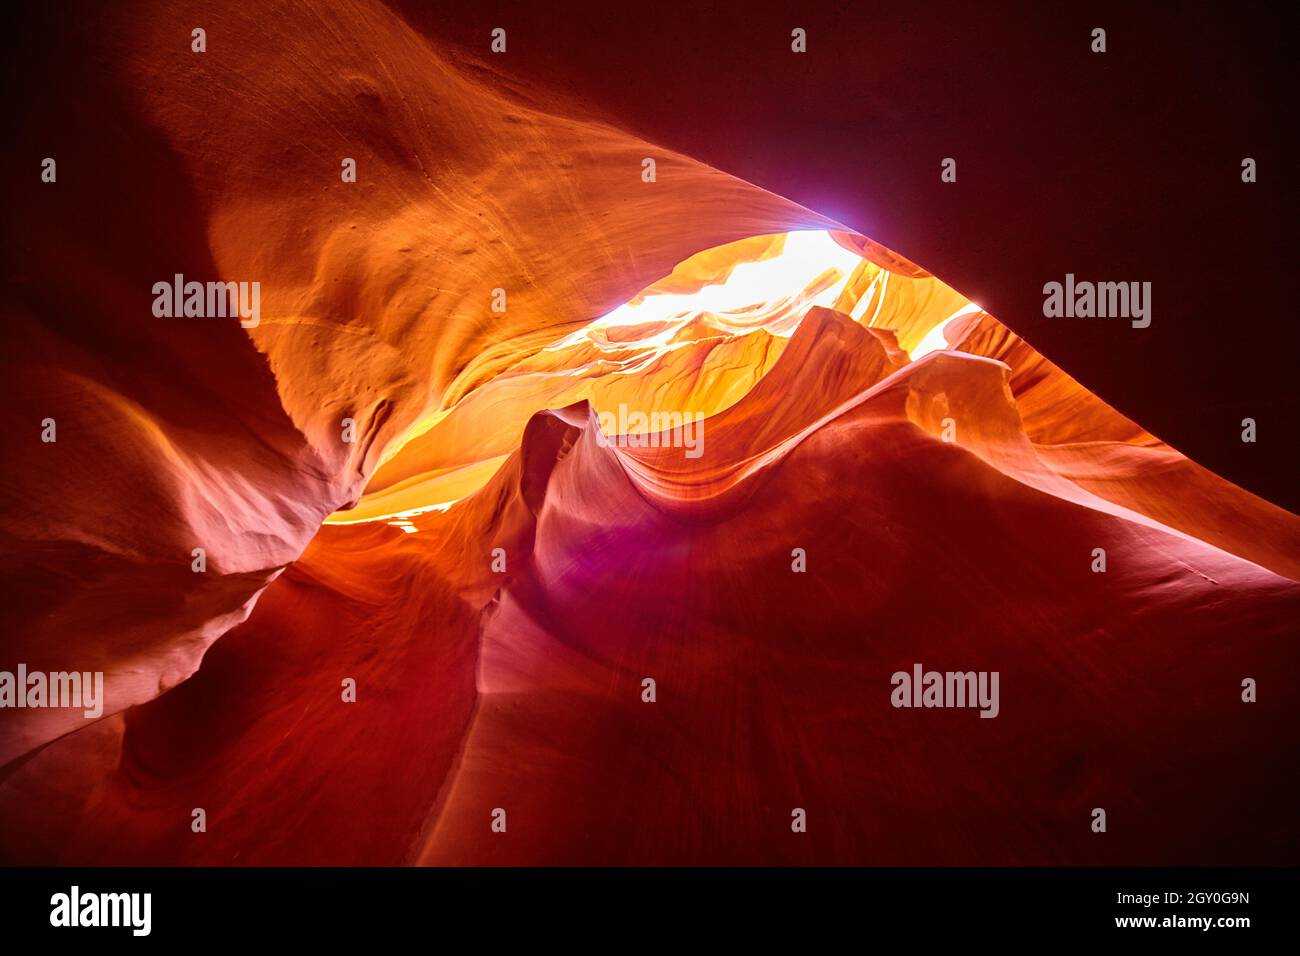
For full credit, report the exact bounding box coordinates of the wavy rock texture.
[0,0,829,765]
[1,0,1297,865]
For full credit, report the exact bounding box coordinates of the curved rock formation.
[1,0,1296,866]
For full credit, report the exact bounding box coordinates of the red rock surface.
[1,0,1296,866]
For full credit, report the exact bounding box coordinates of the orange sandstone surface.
[1,0,1296,865]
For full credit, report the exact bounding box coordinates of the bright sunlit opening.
[548,230,867,352]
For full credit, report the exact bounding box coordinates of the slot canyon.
[1,0,1296,866]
